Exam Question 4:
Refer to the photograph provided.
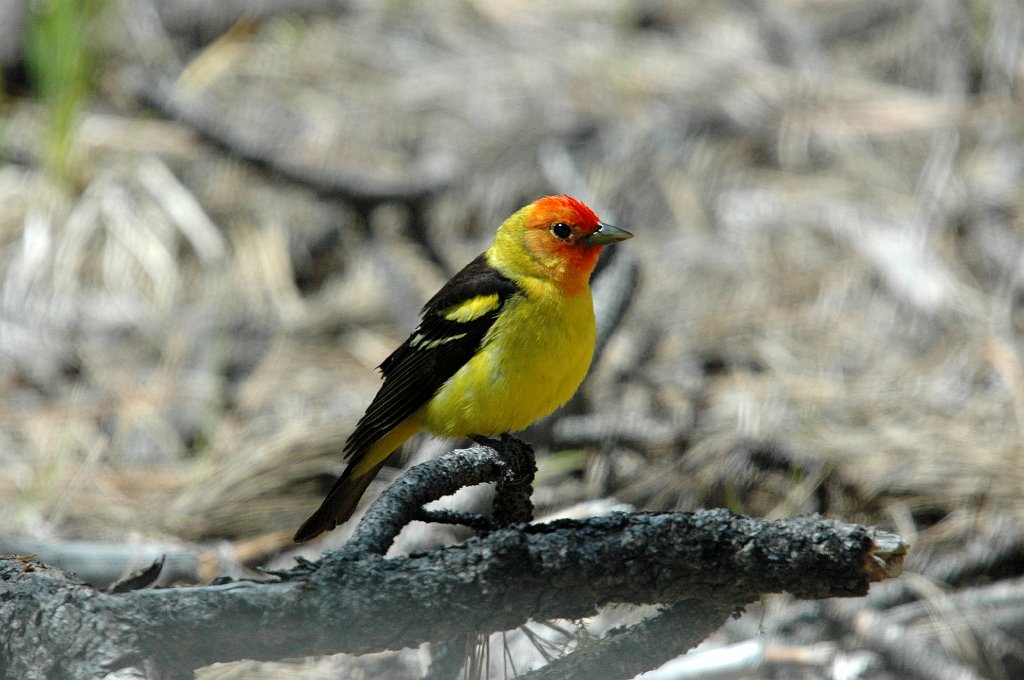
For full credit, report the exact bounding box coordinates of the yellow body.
[351,251,597,477]
[421,256,596,437]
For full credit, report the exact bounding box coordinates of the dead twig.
[1,454,905,679]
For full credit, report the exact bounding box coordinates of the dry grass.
[2,0,1023,677]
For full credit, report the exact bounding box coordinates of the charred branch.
[1,505,904,679]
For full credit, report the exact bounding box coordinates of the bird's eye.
[551,223,572,239]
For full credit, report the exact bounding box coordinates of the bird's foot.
[471,434,504,450]
[472,434,535,525]
[471,432,527,450]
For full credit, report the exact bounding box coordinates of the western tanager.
[294,195,632,541]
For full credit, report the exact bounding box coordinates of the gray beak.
[583,222,633,246]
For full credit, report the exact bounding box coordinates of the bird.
[294,195,632,542]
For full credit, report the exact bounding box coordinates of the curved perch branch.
[341,436,536,557]
[0,443,907,680]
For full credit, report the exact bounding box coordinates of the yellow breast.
[420,278,596,437]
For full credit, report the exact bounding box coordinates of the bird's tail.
[293,416,421,542]
[293,458,386,542]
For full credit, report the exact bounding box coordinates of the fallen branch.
[0,444,906,680]
[519,600,738,680]
[0,514,904,678]
[0,531,290,590]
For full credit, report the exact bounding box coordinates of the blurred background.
[2,0,1023,678]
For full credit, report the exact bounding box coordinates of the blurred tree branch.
[0,441,905,680]
[148,0,350,43]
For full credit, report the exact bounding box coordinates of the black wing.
[343,253,520,459]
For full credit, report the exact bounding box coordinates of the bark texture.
[1,508,905,679]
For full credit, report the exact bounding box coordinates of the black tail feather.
[293,460,385,542]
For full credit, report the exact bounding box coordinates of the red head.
[527,195,602,236]
[492,195,631,295]
[489,195,633,294]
